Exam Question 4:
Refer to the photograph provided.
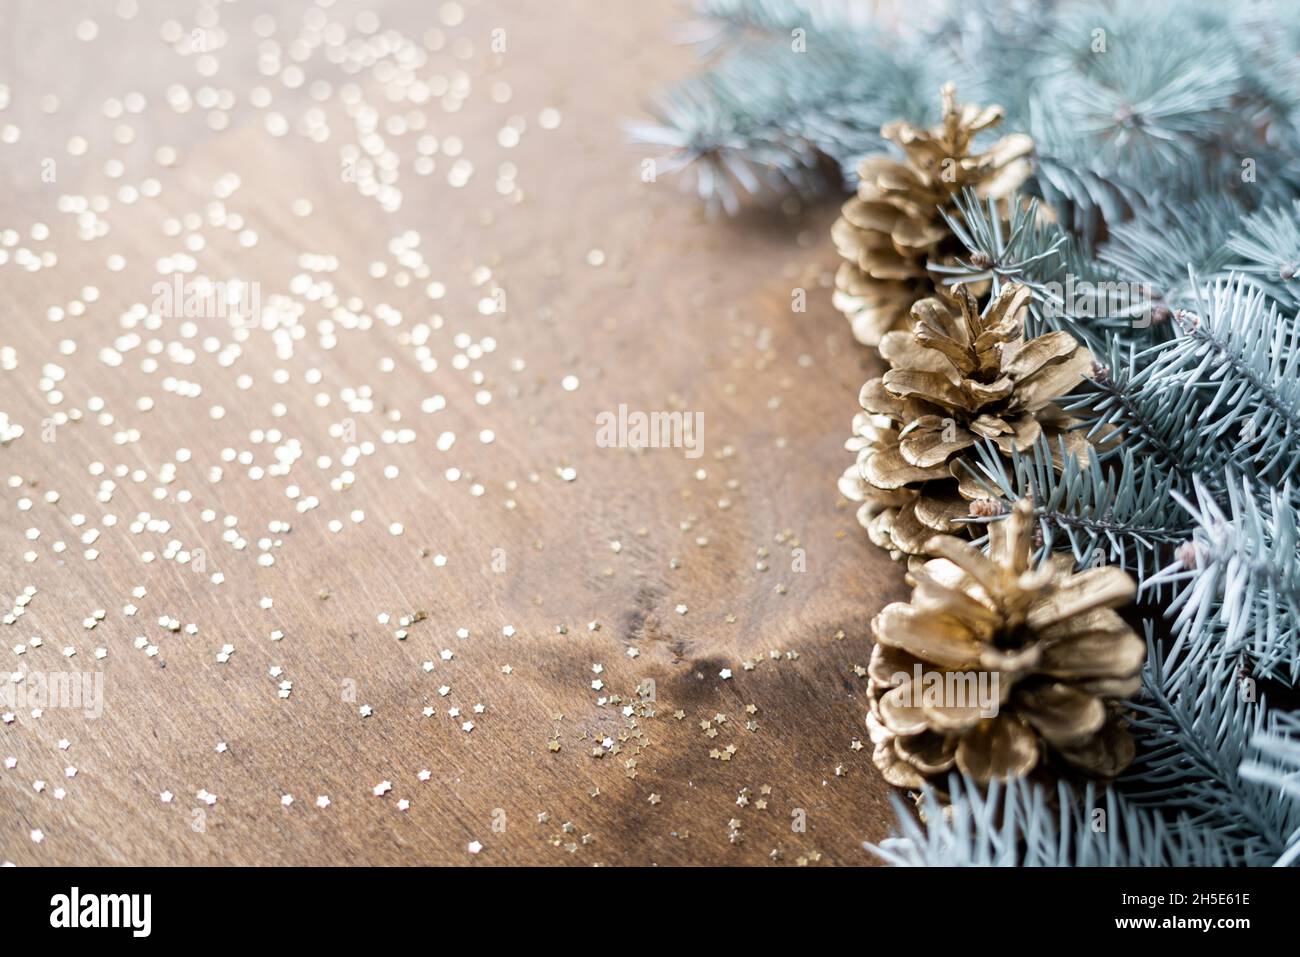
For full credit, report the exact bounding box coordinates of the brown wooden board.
[0,0,902,865]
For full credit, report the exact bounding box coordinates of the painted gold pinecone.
[839,281,1094,559]
[832,83,1033,346]
[866,500,1144,787]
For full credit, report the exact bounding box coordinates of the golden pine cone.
[832,83,1033,346]
[843,281,1094,558]
[866,500,1144,788]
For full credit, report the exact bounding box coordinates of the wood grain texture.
[0,0,905,865]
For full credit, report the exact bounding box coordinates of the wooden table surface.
[0,0,903,866]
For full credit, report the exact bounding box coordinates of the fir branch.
[868,774,1246,867]
[961,437,1188,587]
[1127,642,1300,864]
[1027,153,1143,242]
[636,0,1300,227]
[932,190,1128,349]
[1097,196,1241,316]
[685,0,876,49]
[1074,276,1300,500]
[932,193,1067,291]
[1045,38,1240,190]
[626,33,944,213]
[1169,277,1300,482]
[1241,712,1300,866]
[1021,98,1147,241]
[1227,200,1300,313]
[1072,341,1222,488]
[1148,477,1300,684]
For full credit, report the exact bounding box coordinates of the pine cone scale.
[954,715,1040,781]
[1025,566,1136,632]
[872,602,984,670]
